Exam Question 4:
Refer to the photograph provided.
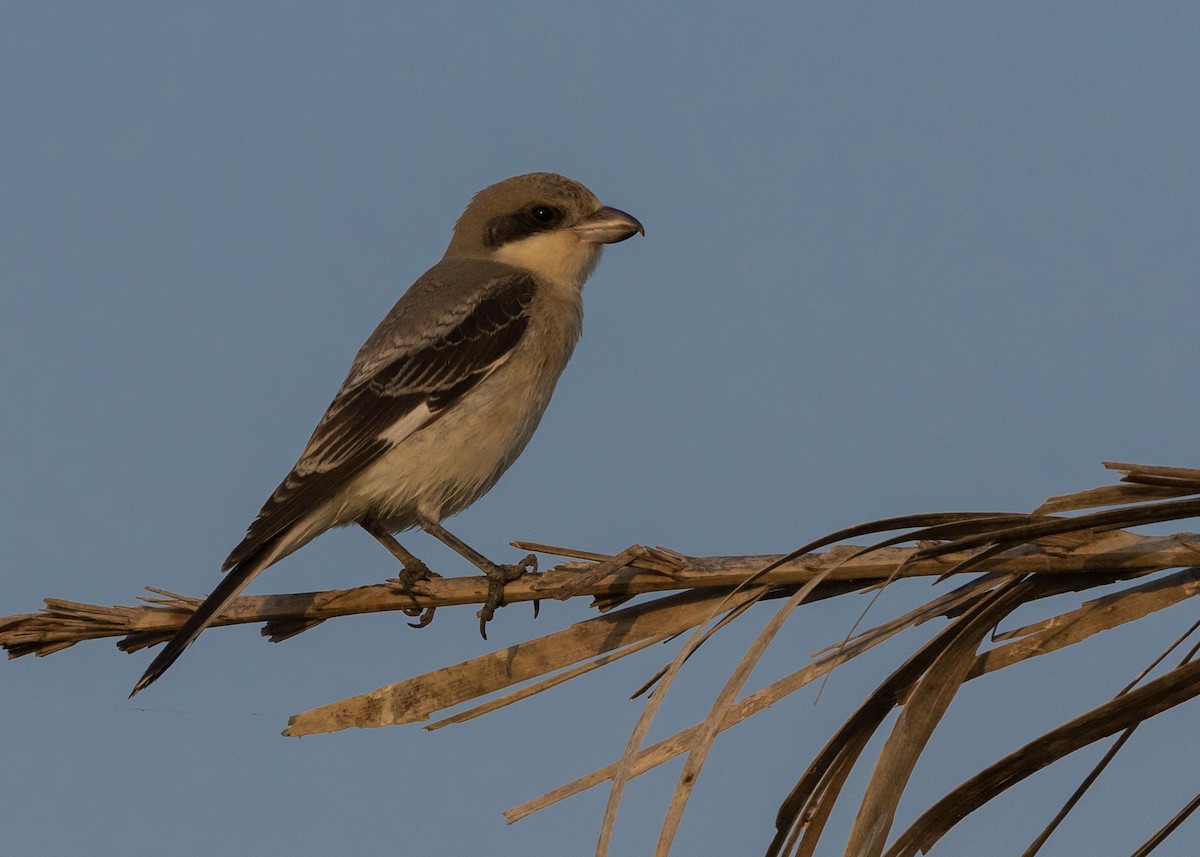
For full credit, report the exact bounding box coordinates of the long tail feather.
[129,535,282,697]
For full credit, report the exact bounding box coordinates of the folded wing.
[223,270,538,570]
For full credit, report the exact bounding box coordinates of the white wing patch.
[379,402,435,444]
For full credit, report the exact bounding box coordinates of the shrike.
[131,172,643,696]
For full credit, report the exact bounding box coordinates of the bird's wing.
[223,267,538,570]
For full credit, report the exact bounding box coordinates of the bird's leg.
[358,517,437,627]
[359,517,432,585]
[417,517,537,639]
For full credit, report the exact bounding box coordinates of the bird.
[130,172,643,696]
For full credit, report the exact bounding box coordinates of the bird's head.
[446,172,643,288]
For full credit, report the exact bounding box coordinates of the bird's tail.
[129,533,284,698]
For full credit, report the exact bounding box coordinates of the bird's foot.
[395,558,433,591]
[477,553,538,639]
[389,559,439,628]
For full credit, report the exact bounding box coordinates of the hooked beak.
[573,206,645,244]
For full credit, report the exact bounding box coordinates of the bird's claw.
[407,607,436,629]
[390,560,437,627]
[476,554,538,639]
[396,558,433,591]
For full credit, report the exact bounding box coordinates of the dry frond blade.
[767,604,992,853]
[262,617,325,643]
[507,574,992,826]
[770,576,1041,856]
[764,512,1023,573]
[654,571,833,856]
[1106,461,1200,488]
[593,585,770,857]
[285,587,739,736]
[1039,463,1200,513]
[884,657,1200,857]
[914,500,1200,563]
[973,568,1200,680]
[841,577,1037,857]
[1128,791,1200,857]
[425,633,667,731]
[1035,484,1188,514]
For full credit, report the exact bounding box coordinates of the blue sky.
[3,4,1199,855]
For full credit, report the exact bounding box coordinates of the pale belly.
[338,346,566,530]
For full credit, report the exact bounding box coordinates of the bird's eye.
[529,205,559,225]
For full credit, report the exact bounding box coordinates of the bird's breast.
[352,281,583,527]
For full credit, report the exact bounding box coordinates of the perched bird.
[130,172,643,696]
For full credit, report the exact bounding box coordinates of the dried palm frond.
[3,462,1199,856]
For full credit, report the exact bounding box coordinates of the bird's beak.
[573,206,645,244]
